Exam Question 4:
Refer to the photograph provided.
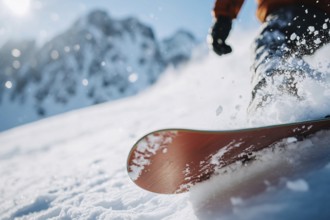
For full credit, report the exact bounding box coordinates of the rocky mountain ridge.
[0,10,200,131]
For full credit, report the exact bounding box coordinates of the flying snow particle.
[231,197,244,206]
[314,38,321,44]
[11,49,21,58]
[12,60,21,69]
[74,44,80,51]
[286,137,297,144]
[129,73,138,83]
[64,46,71,53]
[308,26,315,34]
[286,179,309,192]
[5,81,13,89]
[290,33,297,40]
[216,105,223,116]
[82,79,89,86]
[51,50,59,60]
[323,23,328,29]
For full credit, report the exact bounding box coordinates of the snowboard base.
[127,118,330,194]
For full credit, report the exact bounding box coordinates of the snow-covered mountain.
[160,30,198,67]
[0,10,200,131]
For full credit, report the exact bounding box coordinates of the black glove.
[211,16,232,56]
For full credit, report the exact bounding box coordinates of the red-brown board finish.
[127,118,330,194]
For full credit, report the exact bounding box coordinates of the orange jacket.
[213,0,330,22]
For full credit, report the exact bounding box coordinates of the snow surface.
[1,30,330,219]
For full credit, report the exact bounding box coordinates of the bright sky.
[0,0,259,45]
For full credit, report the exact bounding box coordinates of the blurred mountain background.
[0,9,202,131]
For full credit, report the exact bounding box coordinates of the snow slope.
[1,30,330,220]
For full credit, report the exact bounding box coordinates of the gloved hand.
[210,16,232,56]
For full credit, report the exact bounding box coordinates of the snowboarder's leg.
[248,6,330,114]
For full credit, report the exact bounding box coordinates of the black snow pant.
[248,5,330,113]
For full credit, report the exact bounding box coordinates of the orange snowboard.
[127,118,330,194]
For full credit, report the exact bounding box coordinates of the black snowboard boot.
[248,5,330,114]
